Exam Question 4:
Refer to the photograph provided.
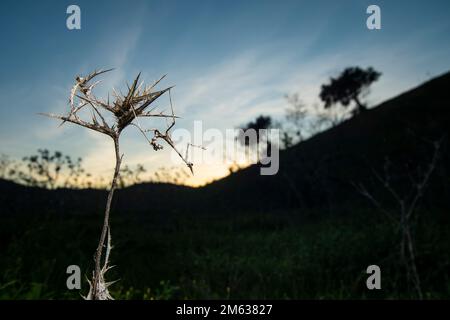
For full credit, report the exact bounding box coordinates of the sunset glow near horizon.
[1,0,450,186]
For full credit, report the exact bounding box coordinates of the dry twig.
[352,137,443,299]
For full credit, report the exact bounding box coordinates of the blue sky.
[0,0,449,185]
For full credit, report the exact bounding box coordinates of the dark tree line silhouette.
[0,149,192,189]
[0,149,92,189]
[240,66,382,151]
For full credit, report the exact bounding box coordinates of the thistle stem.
[92,135,122,299]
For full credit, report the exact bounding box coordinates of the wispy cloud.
[2,0,450,186]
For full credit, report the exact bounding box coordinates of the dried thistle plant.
[40,68,193,300]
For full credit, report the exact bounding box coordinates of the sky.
[0,0,449,186]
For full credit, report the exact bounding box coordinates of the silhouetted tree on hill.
[237,115,273,164]
[320,66,381,114]
[238,115,272,146]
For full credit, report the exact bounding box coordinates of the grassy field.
[0,209,449,300]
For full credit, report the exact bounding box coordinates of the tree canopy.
[319,66,381,114]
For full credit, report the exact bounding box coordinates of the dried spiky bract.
[41,69,193,300]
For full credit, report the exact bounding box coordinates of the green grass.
[0,209,449,299]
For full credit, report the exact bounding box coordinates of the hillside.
[1,71,450,216]
[192,70,450,213]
